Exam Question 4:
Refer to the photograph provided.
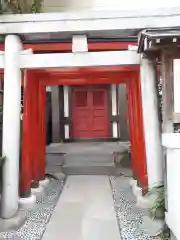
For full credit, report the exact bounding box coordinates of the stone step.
[46,151,129,176]
[62,165,116,175]
[47,162,117,176]
[62,153,116,175]
[46,153,65,166]
[46,165,63,174]
[64,154,115,166]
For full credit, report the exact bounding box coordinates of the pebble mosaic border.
[110,176,161,240]
[0,175,162,240]
[0,178,64,240]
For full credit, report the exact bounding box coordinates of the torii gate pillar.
[1,35,22,218]
[140,56,163,188]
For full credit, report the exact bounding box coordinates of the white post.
[111,84,118,138]
[161,53,174,133]
[173,59,180,114]
[64,86,69,139]
[1,35,22,218]
[140,57,163,188]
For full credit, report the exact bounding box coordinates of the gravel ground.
[110,176,161,240]
[0,178,64,240]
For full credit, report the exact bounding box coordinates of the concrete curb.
[0,209,26,232]
[19,194,36,209]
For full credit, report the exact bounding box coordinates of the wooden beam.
[0,42,137,52]
[38,83,46,180]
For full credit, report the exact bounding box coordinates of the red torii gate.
[0,41,148,197]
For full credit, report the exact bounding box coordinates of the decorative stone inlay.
[0,175,163,240]
[110,176,161,240]
[0,178,64,239]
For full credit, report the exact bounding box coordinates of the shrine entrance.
[0,12,167,220]
[22,66,147,194]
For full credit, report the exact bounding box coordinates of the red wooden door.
[72,85,109,139]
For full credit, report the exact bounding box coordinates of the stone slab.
[42,175,121,240]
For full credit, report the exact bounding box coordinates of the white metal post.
[140,57,163,188]
[1,35,22,218]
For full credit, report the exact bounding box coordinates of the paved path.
[42,175,121,240]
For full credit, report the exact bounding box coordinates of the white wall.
[162,134,180,240]
[174,60,180,114]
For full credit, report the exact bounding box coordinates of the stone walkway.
[42,175,121,240]
[0,175,159,240]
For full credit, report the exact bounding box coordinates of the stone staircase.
[62,153,116,175]
[46,152,65,174]
[46,142,131,176]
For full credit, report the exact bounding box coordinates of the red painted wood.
[39,71,139,86]
[0,42,137,52]
[37,70,148,190]
[20,71,45,195]
[126,80,136,177]
[20,71,33,196]
[38,82,46,180]
[19,64,147,191]
[31,77,41,183]
[17,41,148,192]
[132,78,140,181]
[0,65,140,76]
[72,85,110,139]
[36,65,140,77]
[135,75,148,191]
[126,74,147,191]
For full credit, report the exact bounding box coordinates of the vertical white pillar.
[64,86,69,139]
[111,84,118,138]
[1,35,22,218]
[173,59,180,123]
[161,53,174,133]
[140,57,163,188]
[173,60,180,113]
